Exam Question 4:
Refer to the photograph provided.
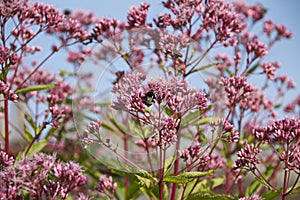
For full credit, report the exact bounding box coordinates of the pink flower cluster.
[203,0,245,41]
[263,20,292,39]
[10,67,73,128]
[233,1,266,22]
[285,94,300,114]
[251,118,300,172]
[221,76,254,109]
[234,144,262,170]
[0,46,18,65]
[158,31,190,58]
[111,71,147,113]
[21,3,63,28]
[246,37,268,58]
[95,176,117,197]
[0,80,18,102]
[159,117,180,146]
[223,120,239,143]
[0,152,86,199]
[179,139,202,161]
[161,0,203,29]
[126,3,151,28]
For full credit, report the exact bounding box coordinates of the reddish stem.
[4,99,9,154]
[170,149,180,200]
[282,168,289,200]
[124,135,129,198]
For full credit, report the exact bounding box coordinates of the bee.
[141,90,156,106]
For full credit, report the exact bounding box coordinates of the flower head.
[234,144,261,170]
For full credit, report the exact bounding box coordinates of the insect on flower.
[141,90,156,106]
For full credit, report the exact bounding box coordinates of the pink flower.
[0,80,19,103]
[263,20,275,37]
[234,144,262,170]
[221,76,254,108]
[126,3,151,28]
[246,37,268,58]
[160,117,180,146]
[203,0,245,41]
[96,176,117,194]
[239,194,262,200]
[0,151,15,167]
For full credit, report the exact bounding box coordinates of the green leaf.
[181,110,204,126]
[187,192,235,200]
[261,191,280,200]
[164,170,214,184]
[109,117,127,135]
[0,66,10,81]
[274,103,282,109]
[225,68,233,77]
[245,166,274,195]
[197,177,225,190]
[136,174,153,188]
[181,106,213,126]
[140,187,158,200]
[246,62,260,74]
[24,113,36,130]
[26,140,48,157]
[126,181,142,200]
[16,140,48,161]
[190,62,219,74]
[95,101,111,107]
[101,121,116,132]
[162,105,173,117]
[183,177,225,197]
[15,84,57,94]
[128,120,144,139]
[24,126,33,142]
[164,155,176,174]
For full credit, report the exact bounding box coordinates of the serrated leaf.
[187,192,234,200]
[15,84,57,94]
[136,174,153,188]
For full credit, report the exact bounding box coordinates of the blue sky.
[34,0,300,103]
